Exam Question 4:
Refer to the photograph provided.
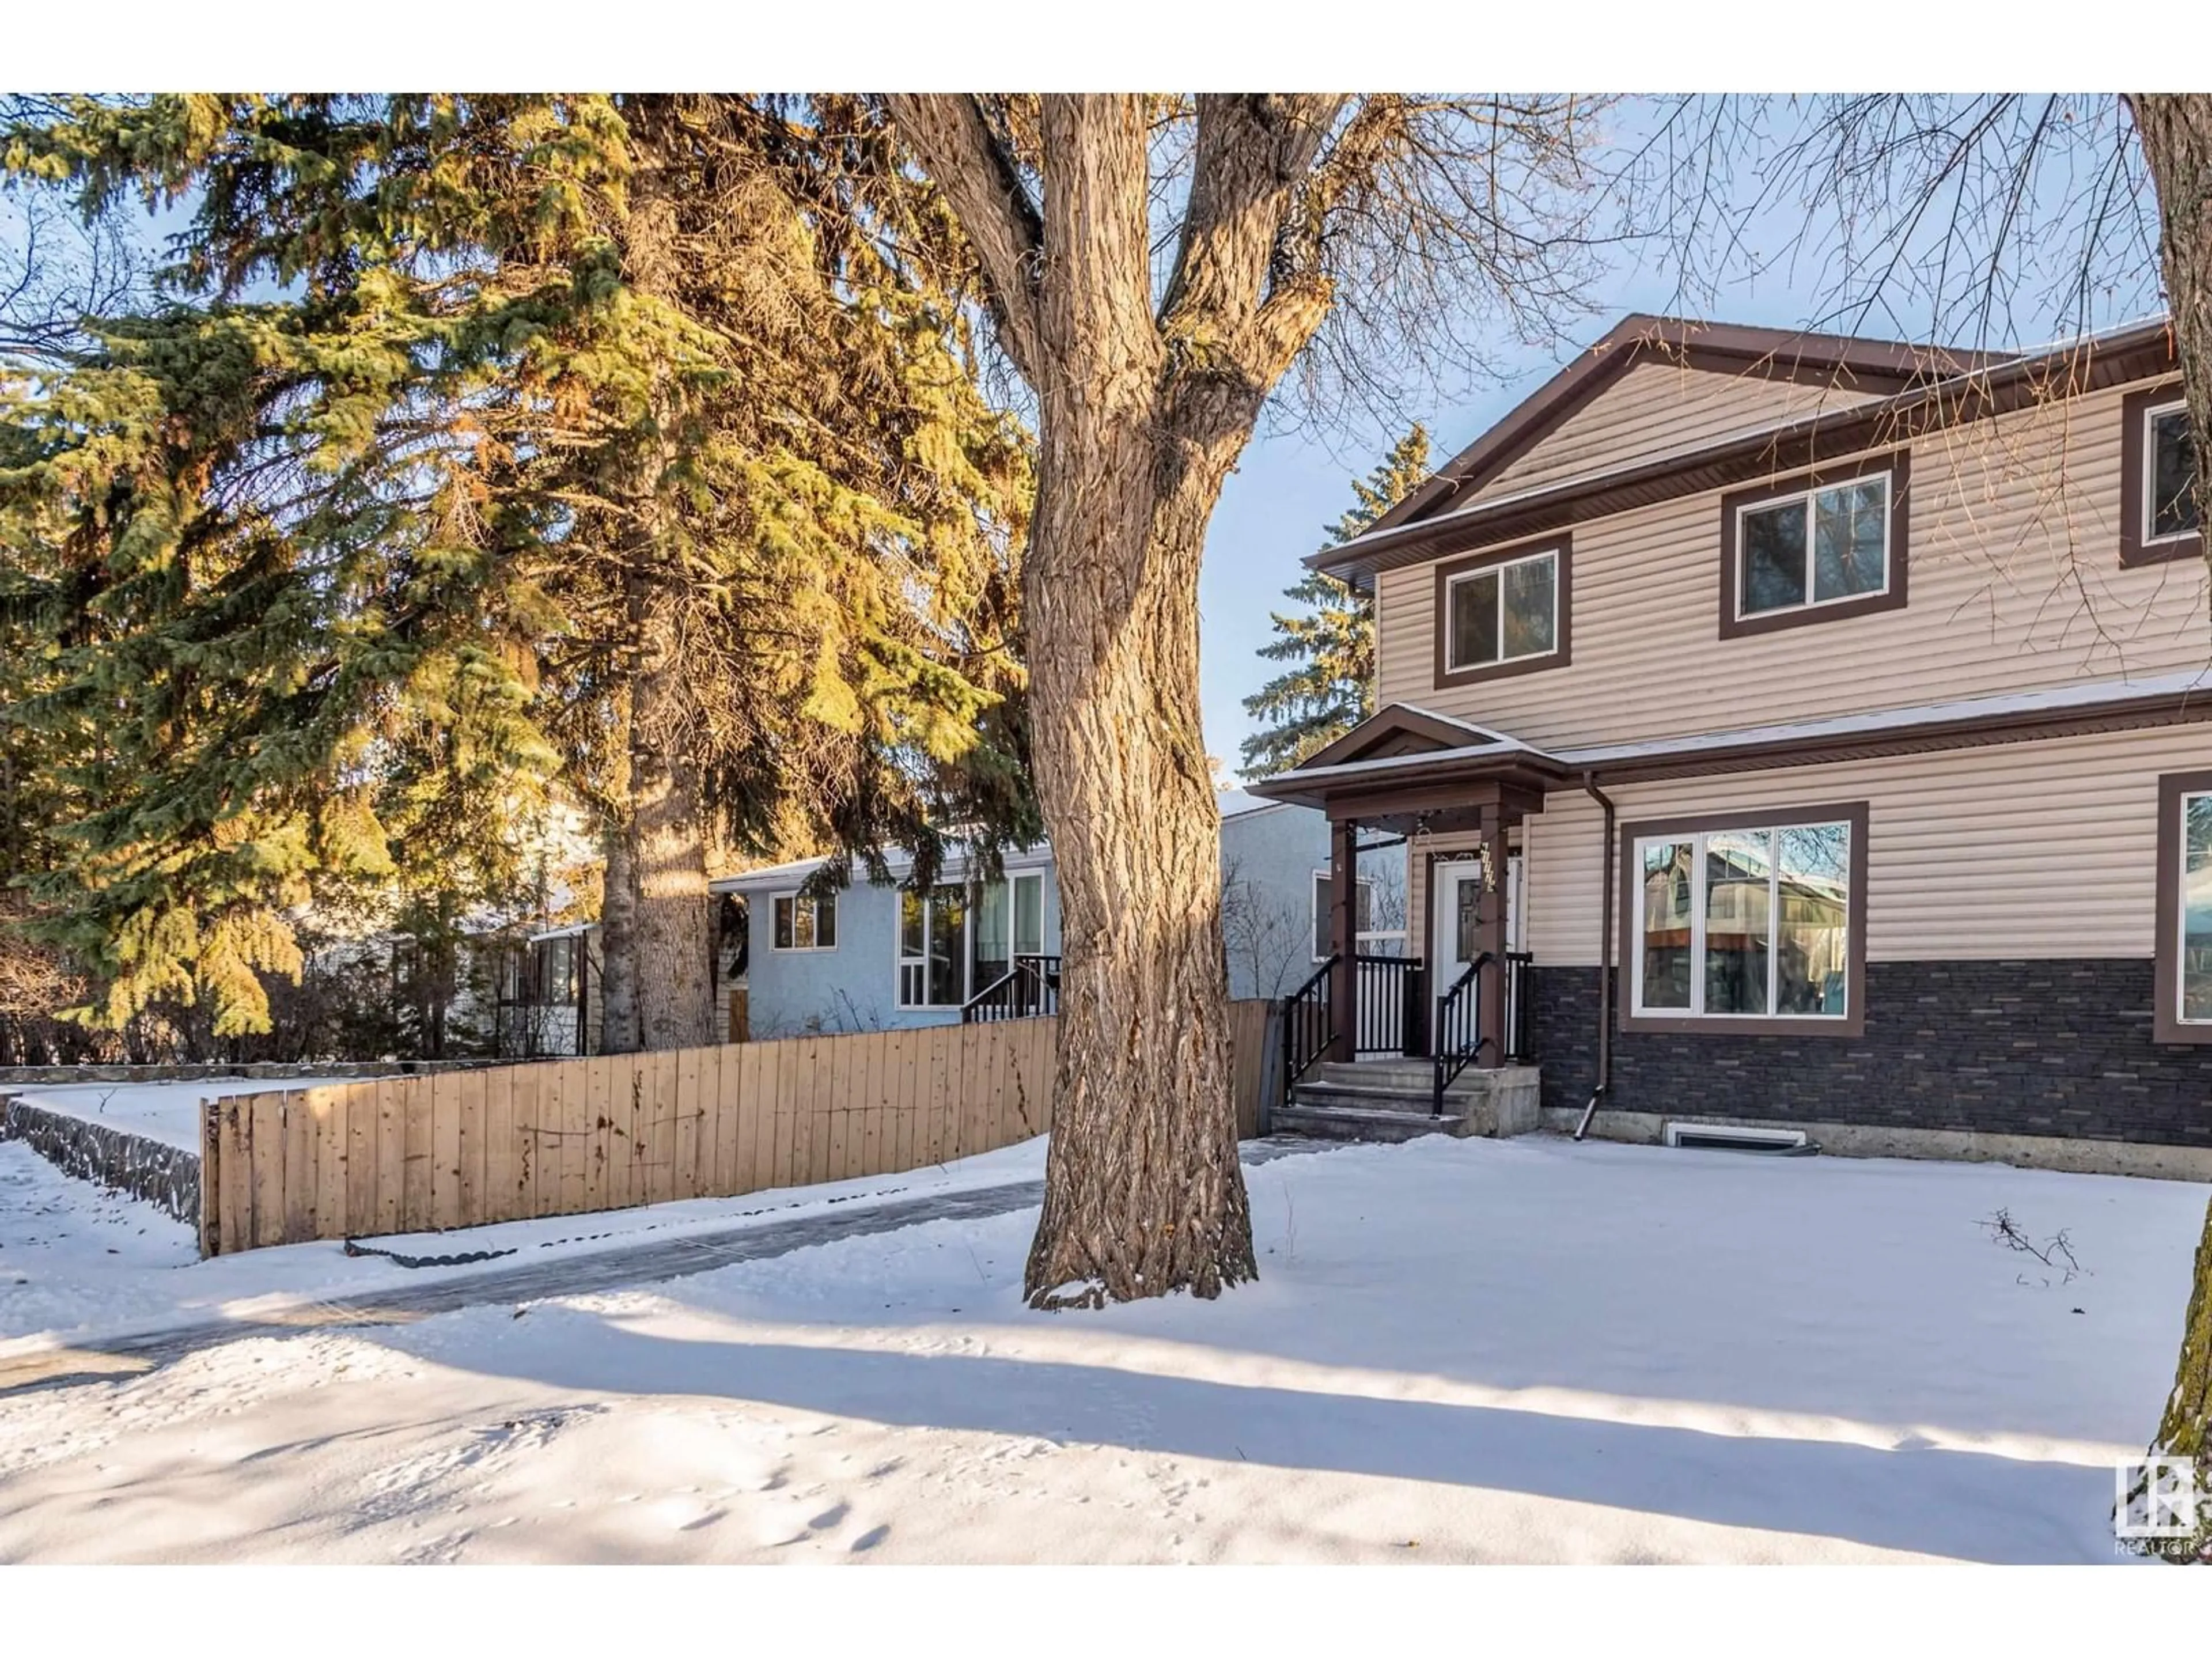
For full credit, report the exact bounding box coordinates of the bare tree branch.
[882,94,1046,384]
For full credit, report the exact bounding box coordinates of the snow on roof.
[1217,788,1287,820]
[1263,737,1555,787]
[1320,315,2173,563]
[710,842,1055,894]
[1260,670,2212,789]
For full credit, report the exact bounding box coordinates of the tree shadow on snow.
[394,1307,2109,1563]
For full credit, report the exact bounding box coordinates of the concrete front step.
[1270,1101,1479,1143]
[1278,1062,1542,1145]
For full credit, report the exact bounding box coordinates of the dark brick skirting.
[1,1096,201,1225]
[1529,960,2212,1149]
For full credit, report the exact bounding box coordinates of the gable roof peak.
[1359,312,2011,543]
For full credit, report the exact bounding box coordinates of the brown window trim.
[1431,532,1573,690]
[1615,800,1870,1039]
[2153,768,2212,1046]
[1717,452,1910,640]
[2119,381,2203,570]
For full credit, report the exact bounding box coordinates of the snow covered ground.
[0,1134,1048,1354]
[4,1075,364,1151]
[0,1132,2202,1563]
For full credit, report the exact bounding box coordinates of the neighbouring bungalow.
[1248,312,2212,1177]
[718,791,1407,1039]
[494,792,1407,1050]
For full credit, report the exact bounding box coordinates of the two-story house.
[1250,313,2212,1175]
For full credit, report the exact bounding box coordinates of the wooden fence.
[200,1001,1282,1256]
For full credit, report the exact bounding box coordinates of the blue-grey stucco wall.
[1220,805,1408,1001]
[735,806,1408,1031]
[737,863,1063,1037]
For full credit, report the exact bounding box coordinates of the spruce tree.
[1,95,1033,1046]
[1238,424,1429,778]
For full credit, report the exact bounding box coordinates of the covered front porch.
[1249,705,1569,1131]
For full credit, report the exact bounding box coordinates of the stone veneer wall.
[0,1096,201,1225]
[1528,961,2212,1150]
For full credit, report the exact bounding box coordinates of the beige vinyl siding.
[1515,723,2210,968]
[1465,359,1883,506]
[1377,381,2212,749]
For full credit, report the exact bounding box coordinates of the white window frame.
[1311,867,1384,960]
[1733,471,1893,622]
[770,890,838,953]
[1444,546,1560,673]
[2141,397,2198,549]
[895,870,1047,1009]
[2175,787,2212,1029]
[1629,821,1853,1022]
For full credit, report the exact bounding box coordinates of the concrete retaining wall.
[0,1094,202,1225]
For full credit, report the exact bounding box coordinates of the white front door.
[1430,852,1524,984]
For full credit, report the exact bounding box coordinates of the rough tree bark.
[627,588,717,1052]
[891,94,1357,1306]
[2126,91,2212,1554]
[588,114,717,1055]
[596,818,640,1055]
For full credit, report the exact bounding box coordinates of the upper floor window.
[2123,385,2202,567]
[2154,769,2212,1045]
[1431,536,1571,688]
[2145,400,2199,544]
[772,892,837,952]
[1718,455,1909,639]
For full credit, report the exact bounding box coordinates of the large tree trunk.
[597,821,640,1055]
[1019,97,1256,1308]
[2127,92,2212,1558]
[596,116,715,1054]
[627,594,716,1051]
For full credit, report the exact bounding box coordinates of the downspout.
[1575,770,1617,1141]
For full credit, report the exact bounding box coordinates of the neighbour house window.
[1719,457,1908,638]
[899,872,1046,1008]
[772,892,838,952]
[1431,537,1570,688]
[1623,806,1864,1033]
[2154,770,2212,1044]
[970,871,1046,994]
[2122,386,2202,567]
[1311,869,1378,960]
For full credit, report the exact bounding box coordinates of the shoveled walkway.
[0,1138,1328,1398]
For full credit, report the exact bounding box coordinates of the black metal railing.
[1353,953,1423,1058]
[1504,950,1535,1063]
[1431,950,1495,1115]
[1280,953,1338,1086]
[961,953,1062,1022]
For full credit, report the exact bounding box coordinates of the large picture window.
[1431,536,1571,688]
[2122,385,2203,567]
[899,871,1047,1009]
[1718,456,1908,638]
[1620,804,1866,1035]
[2154,770,2212,1044]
